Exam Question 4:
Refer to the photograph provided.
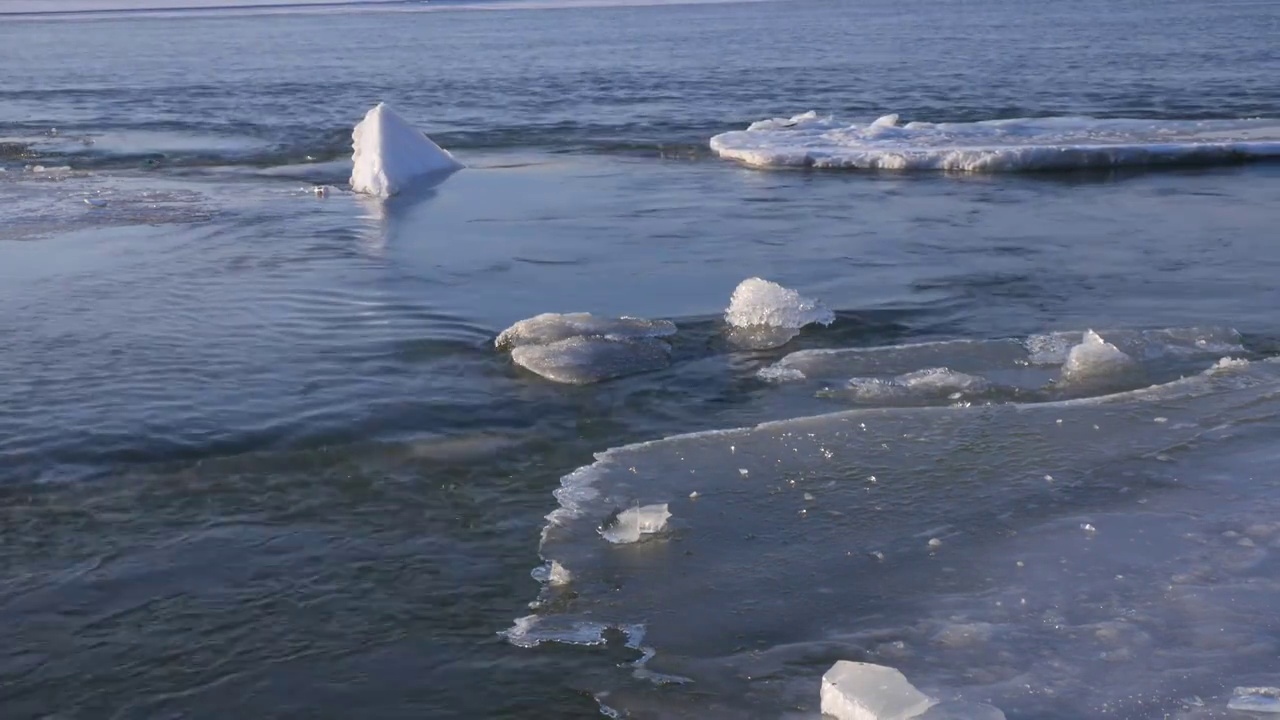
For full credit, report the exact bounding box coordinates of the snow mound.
[349,102,462,197]
[495,312,676,350]
[710,112,1280,172]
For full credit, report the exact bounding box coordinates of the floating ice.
[724,277,833,348]
[496,312,677,384]
[1228,687,1280,713]
[710,112,1280,171]
[820,661,937,720]
[349,102,462,198]
[725,278,834,329]
[600,503,671,544]
[1060,330,1138,384]
[520,355,1280,717]
[495,312,676,350]
[510,336,672,385]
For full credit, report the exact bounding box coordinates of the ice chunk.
[916,701,1006,719]
[725,278,834,329]
[600,504,671,544]
[710,113,1280,172]
[1059,330,1137,384]
[820,661,937,720]
[510,336,671,385]
[495,312,676,350]
[724,277,833,348]
[349,102,462,198]
[1228,687,1280,713]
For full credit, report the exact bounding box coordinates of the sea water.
[2,0,1279,717]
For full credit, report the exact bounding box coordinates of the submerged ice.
[349,102,462,197]
[496,312,677,384]
[710,112,1280,171]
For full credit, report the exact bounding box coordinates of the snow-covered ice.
[710,112,1280,171]
[349,102,461,198]
[820,661,937,720]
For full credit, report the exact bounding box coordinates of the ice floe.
[349,102,462,197]
[496,312,677,384]
[710,112,1280,171]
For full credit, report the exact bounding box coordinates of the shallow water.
[2,0,1280,718]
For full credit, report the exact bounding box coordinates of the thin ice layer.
[520,358,1280,718]
[349,102,462,197]
[710,112,1280,171]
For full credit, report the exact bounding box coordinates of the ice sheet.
[760,327,1245,406]
[515,354,1280,718]
[710,112,1280,171]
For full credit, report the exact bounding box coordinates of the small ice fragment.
[739,468,749,477]
[1081,523,1097,533]
[689,491,699,499]
[313,185,329,198]
[349,102,463,198]
[917,701,1007,720]
[1154,417,1168,424]
[804,492,815,501]
[723,277,834,348]
[1044,474,1054,482]
[1017,560,1025,567]
[868,475,877,483]
[819,661,937,720]
[600,504,671,544]
[1060,330,1137,383]
[870,551,885,561]
[1228,687,1280,713]
[928,538,942,549]
[83,197,107,207]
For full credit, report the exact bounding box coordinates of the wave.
[710,112,1280,172]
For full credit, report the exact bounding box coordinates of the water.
[1,0,1279,717]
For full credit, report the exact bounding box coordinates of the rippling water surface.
[2,0,1280,717]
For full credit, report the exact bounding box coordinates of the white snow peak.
[349,102,462,198]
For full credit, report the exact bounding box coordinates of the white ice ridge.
[349,102,462,197]
[710,112,1280,171]
[496,312,678,384]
